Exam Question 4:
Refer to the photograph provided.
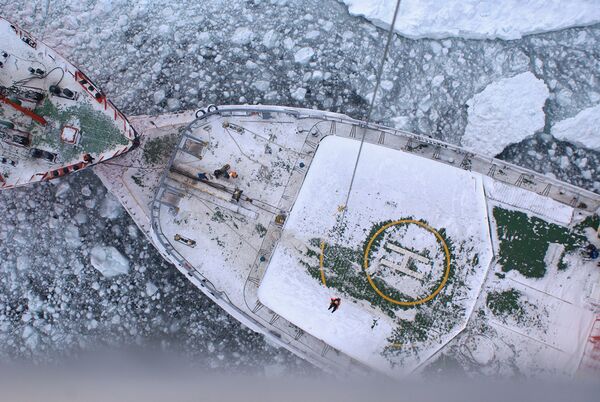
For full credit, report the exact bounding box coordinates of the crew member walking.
[328,297,341,313]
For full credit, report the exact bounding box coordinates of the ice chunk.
[99,193,123,220]
[391,116,409,129]
[74,211,88,225]
[166,98,181,111]
[16,256,31,271]
[462,72,549,156]
[55,181,70,198]
[311,70,324,81]
[157,24,171,36]
[145,281,159,297]
[127,225,138,239]
[64,223,82,248]
[81,185,92,197]
[305,30,320,40]
[551,104,600,151]
[22,325,39,350]
[90,245,130,278]
[231,27,254,45]
[153,89,166,105]
[431,75,445,87]
[380,80,393,91]
[283,38,295,50]
[262,29,279,49]
[197,31,211,46]
[253,80,270,92]
[291,87,307,101]
[294,47,314,64]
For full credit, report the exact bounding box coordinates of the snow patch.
[462,72,549,157]
[259,135,492,375]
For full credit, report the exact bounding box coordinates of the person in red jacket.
[328,297,341,313]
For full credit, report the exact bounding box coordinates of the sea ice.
[231,27,254,45]
[99,193,124,220]
[153,89,166,105]
[340,0,600,40]
[90,245,130,278]
[145,281,159,297]
[551,104,600,151]
[291,87,307,101]
[64,224,82,248]
[462,72,549,156]
[294,47,315,64]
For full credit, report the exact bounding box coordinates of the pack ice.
[90,246,130,278]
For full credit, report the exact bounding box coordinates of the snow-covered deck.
[96,105,600,378]
[258,135,493,375]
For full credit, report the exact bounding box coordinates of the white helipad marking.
[377,242,431,280]
[380,258,424,281]
[386,242,431,264]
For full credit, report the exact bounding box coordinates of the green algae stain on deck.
[493,207,587,278]
[34,99,129,161]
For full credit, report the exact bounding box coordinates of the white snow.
[90,246,130,278]
[484,177,574,225]
[551,104,600,151]
[462,72,549,157]
[340,0,600,40]
[258,135,493,375]
[294,47,315,64]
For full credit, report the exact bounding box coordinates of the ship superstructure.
[0,17,137,189]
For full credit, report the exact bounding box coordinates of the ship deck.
[95,105,600,378]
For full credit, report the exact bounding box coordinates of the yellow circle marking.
[319,220,451,307]
[319,240,327,286]
[363,219,451,306]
